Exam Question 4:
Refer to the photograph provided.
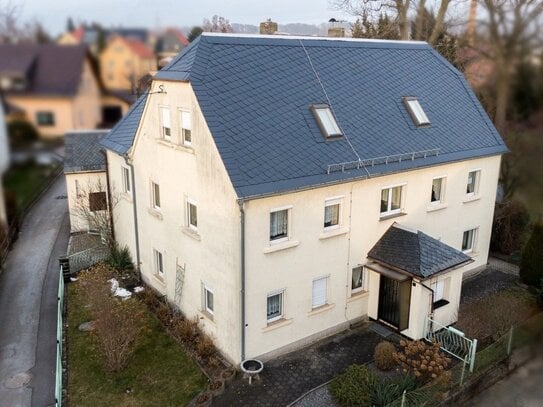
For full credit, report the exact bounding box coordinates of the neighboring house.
[98,33,507,365]
[155,28,189,65]
[100,36,157,92]
[64,131,109,233]
[0,44,102,138]
[0,96,9,226]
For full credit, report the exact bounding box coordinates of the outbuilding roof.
[104,33,508,199]
[367,223,472,279]
[64,131,108,173]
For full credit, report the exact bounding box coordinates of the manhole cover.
[4,372,32,389]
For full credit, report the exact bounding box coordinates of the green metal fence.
[388,312,543,407]
[55,265,65,407]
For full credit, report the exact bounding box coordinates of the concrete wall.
[127,79,242,364]
[65,171,108,232]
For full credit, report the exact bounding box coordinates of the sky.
[16,0,351,36]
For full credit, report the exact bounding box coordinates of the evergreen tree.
[67,17,75,33]
[520,223,543,287]
[188,26,203,42]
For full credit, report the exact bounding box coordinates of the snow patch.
[108,278,132,299]
[134,286,144,293]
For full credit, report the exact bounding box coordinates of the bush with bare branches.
[393,340,451,383]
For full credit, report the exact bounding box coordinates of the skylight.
[310,104,343,138]
[404,97,430,127]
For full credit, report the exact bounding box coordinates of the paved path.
[0,177,69,407]
[466,354,543,407]
[214,323,381,407]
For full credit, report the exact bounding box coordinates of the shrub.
[174,317,200,344]
[329,365,376,407]
[7,119,39,148]
[371,374,418,406]
[491,200,530,255]
[196,335,216,361]
[154,301,173,327]
[107,244,134,273]
[374,341,396,371]
[520,223,543,287]
[393,340,451,383]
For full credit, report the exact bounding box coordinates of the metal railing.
[55,265,65,407]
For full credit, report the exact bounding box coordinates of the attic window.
[310,104,343,139]
[403,97,430,127]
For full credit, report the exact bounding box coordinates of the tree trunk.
[494,66,510,133]
[415,0,427,40]
[397,0,411,40]
[428,0,451,45]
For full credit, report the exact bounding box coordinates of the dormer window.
[310,104,342,139]
[403,97,430,127]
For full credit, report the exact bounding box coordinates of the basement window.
[310,104,342,139]
[403,97,430,127]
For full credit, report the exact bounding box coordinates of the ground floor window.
[351,266,365,293]
[36,111,55,126]
[462,228,477,253]
[312,277,328,309]
[153,249,164,277]
[203,285,214,315]
[266,290,284,322]
[431,279,449,309]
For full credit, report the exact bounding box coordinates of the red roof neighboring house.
[121,37,155,59]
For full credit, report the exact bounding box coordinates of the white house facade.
[99,34,508,365]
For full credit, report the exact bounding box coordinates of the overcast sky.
[16,0,351,35]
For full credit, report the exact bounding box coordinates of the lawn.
[67,282,207,406]
[3,162,60,213]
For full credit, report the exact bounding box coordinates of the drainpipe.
[419,281,435,334]
[101,150,115,244]
[125,156,142,282]
[238,199,246,362]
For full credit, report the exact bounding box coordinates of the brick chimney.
[327,18,345,37]
[260,19,278,35]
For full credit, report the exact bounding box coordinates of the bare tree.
[477,0,543,132]
[202,15,233,33]
[0,1,20,43]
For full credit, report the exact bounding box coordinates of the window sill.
[199,310,215,323]
[307,303,335,317]
[319,228,349,240]
[148,207,163,220]
[150,274,165,288]
[174,143,195,154]
[262,318,293,333]
[263,239,300,254]
[379,211,407,222]
[157,139,195,154]
[463,195,481,204]
[432,299,449,310]
[182,227,201,241]
[463,250,479,258]
[347,291,369,303]
[426,202,448,212]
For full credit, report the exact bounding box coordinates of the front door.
[378,275,412,331]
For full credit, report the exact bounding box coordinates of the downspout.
[419,281,435,334]
[125,155,142,282]
[101,150,115,244]
[238,199,246,362]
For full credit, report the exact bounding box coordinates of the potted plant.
[194,391,212,407]
[208,379,225,396]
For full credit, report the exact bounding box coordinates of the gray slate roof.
[64,131,108,173]
[368,223,472,279]
[100,93,148,155]
[107,33,508,199]
[0,44,89,96]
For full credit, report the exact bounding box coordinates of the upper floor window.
[122,167,131,194]
[270,208,289,242]
[431,177,445,204]
[187,199,198,231]
[160,107,171,140]
[151,182,161,209]
[403,97,430,127]
[466,170,480,196]
[310,104,342,139]
[36,111,55,126]
[380,185,403,217]
[180,110,192,145]
[324,198,341,230]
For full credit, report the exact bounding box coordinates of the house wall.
[65,171,108,232]
[7,59,101,138]
[242,154,501,360]
[127,80,242,364]
[100,37,157,91]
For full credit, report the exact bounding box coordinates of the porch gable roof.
[367,223,472,279]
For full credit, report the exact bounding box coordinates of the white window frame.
[310,104,343,138]
[180,109,192,146]
[324,197,342,231]
[153,249,164,277]
[266,289,284,323]
[312,276,329,309]
[351,266,365,294]
[203,284,214,315]
[404,97,430,126]
[160,106,171,141]
[466,169,481,197]
[380,184,405,217]
[432,280,445,302]
[462,228,478,253]
[151,181,161,209]
[122,166,131,194]
[269,205,291,244]
[187,198,198,231]
[430,176,446,205]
